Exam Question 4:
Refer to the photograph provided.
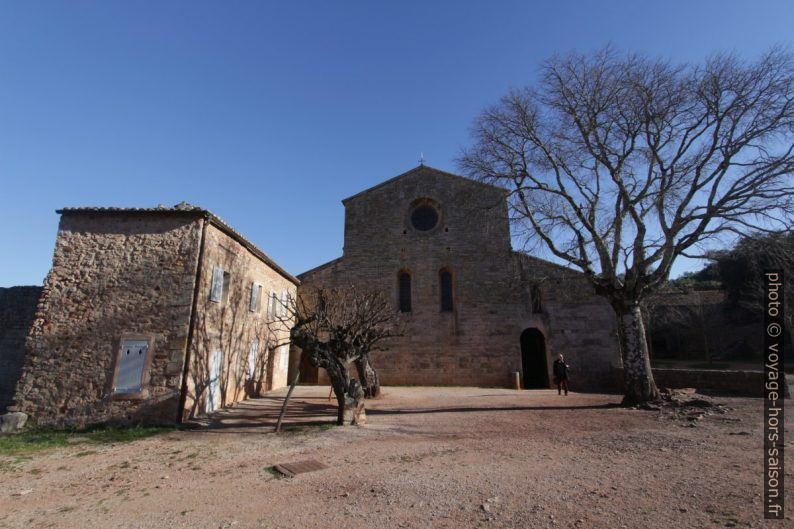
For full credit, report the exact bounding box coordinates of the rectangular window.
[440,270,453,312]
[267,290,276,319]
[210,266,230,303]
[114,339,149,394]
[398,272,411,312]
[210,266,224,302]
[222,271,230,303]
[250,283,262,312]
[280,291,288,317]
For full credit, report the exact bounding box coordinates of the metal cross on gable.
[419,152,425,166]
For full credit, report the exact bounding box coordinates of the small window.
[114,339,149,394]
[267,291,278,319]
[398,272,412,312]
[250,283,262,312]
[222,271,230,303]
[531,284,543,313]
[280,291,288,317]
[210,266,230,303]
[440,269,453,312]
[210,266,224,302]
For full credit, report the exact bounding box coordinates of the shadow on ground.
[180,386,622,434]
[366,403,619,416]
[181,393,338,433]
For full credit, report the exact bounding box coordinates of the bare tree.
[459,47,794,403]
[287,286,400,425]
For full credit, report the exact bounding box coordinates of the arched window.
[439,269,453,312]
[398,271,412,312]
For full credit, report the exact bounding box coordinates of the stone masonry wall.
[0,286,42,413]
[181,223,297,420]
[12,213,203,426]
[296,167,622,391]
[515,256,623,392]
[648,368,789,398]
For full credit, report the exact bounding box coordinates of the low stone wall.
[648,368,789,398]
[0,286,42,412]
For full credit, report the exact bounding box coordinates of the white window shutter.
[248,339,258,378]
[115,340,148,394]
[280,291,288,317]
[249,282,259,312]
[210,266,224,302]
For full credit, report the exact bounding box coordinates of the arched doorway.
[298,352,319,384]
[520,328,548,389]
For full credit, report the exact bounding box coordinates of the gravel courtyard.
[0,386,790,529]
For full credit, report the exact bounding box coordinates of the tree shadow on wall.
[185,275,276,420]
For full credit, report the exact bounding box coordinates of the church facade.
[294,166,622,392]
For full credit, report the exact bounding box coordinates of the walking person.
[553,354,570,395]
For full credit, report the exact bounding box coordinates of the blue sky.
[1,1,792,287]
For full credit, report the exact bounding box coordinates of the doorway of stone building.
[206,349,223,413]
[520,328,549,389]
[298,352,319,384]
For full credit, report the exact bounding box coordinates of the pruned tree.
[287,286,400,425]
[459,47,794,404]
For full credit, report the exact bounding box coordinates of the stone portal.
[521,328,548,389]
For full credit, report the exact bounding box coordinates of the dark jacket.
[552,359,569,380]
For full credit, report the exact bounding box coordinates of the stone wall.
[180,223,297,420]
[296,166,622,391]
[12,213,203,426]
[649,368,790,398]
[0,286,42,412]
[515,256,623,392]
[645,288,771,362]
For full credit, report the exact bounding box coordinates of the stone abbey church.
[1,165,620,427]
[294,165,620,391]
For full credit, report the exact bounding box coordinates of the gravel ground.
[0,386,791,529]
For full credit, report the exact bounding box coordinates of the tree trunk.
[321,356,367,425]
[290,327,368,426]
[275,368,301,433]
[614,302,660,404]
[342,379,366,425]
[323,356,350,425]
[355,353,381,398]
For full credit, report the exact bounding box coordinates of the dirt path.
[0,386,790,528]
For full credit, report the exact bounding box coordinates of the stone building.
[10,203,297,427]
[293,166,622,391]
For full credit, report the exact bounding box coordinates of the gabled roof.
[57,202,299,286]
[341,165,507,205]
